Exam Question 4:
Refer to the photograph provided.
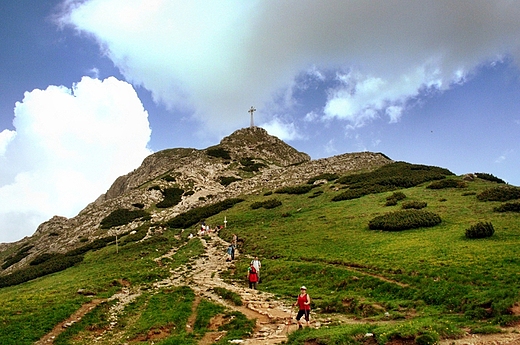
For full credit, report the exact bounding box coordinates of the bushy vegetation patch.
[476,173,505,184]
[477,186,520,202]
[332,162,452,202]
[307,173,339,185]
[156,187,184,208]
[309,190,324,198]
[465,222,495,239]
[132,202,145,209]
[219,176,242,186]
[275,184,315,195]
[166,198,244,229]
[239,157,266,172]
[193,299,225,333]
[337,162,452,188]
[100,209,151,229]
[213,287,243,306]
[368,210,441,231]
[162,174,176,182]
[251,198,282,210]
[427,179,466,189]
[402,201,427,210]
[385,191,407,206]
[206,147,231,159]
[1,245,34,269]
[494,201,520,213]
[0,254,84,288]
[184,190,195,196]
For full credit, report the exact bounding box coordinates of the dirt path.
[153,232,298,344]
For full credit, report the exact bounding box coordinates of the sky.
[1,1,520,243]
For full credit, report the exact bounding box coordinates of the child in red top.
[293,286,311,329]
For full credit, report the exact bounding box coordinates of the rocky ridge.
[0,127,391,274]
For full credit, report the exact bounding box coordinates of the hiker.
[250,256,261,282]
[231,244,236,260]
[226,245,233,261]
[293,286,311,329]
[247,263,259,289]
[232,233,238,247]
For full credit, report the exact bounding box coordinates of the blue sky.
[1,1,520,243]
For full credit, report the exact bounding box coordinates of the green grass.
[1,166,520,344]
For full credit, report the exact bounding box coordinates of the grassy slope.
[0,167,519,344]
[214,176,520,343]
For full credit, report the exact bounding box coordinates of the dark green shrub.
[275,184,315,195]
[147,185,161,191]
[1,245,34,269]
[494,201,520,213]
[184,190,195,197]
[167,198,244,229]
[66,236,116,256]
[162,174,176,182]
[402,201,427,209]
[427,179,466,189]
[29,253,59,266]
[309,190,323,198]
[465,222,495,239]
[132,203,145,209]
[206,147,231,159]
[477,186,520,202]
[385,198,398,206]
[337,162,452,189]
[307,173,339,185]
[368,210,441,231]
[219,176,242,186]
[100,209,150,229]
[0,254,83,288]
[251,198,282,210]
[263,191,273,196]
[476,173,506,184]
[156,187,184,208]
[239,157,266,172]
[387,191,406,201]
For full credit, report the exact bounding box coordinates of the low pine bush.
[307,173,339,184]
[251,198,282,210]
[156,187,184,208]
[494,201,520,213]
[1,245,34,269]
[402,201,427,209]
[476,172,505,184]
[427,179,466,189]
[100,209,151,229]
[477,186,520,202]
[275,184,315,195]
[167,198,244,229]
[206,147,231,159]
[219,176,242,186]
[239,157,266,172]
[465,222,495,239]
[368,210,441,231]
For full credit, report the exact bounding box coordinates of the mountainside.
[0,127,392,274]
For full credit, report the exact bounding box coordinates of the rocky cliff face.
[0,127,392,274]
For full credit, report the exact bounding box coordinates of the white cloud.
[0,76,152,243]
[0,129,16,156]
[262,118,302,141]
[58,0,520,134]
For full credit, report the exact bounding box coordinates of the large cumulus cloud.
[0,76,151,243]
[58,0,520,136]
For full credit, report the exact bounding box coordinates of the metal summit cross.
[248,106,256,128]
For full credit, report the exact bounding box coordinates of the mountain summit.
[0,128,391,273]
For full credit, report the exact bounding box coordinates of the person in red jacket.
[293,286,311,329]
[248,263,258,289]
